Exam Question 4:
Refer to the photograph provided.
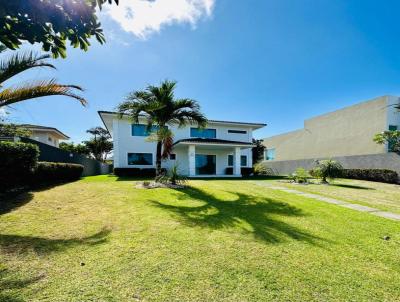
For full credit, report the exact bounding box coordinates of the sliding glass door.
[195,154,216,175]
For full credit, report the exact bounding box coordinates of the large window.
[128,153,153,165]
[265,148,275,161]
[190,128,216,139]
[196,154,216,175]
[131,124,163,136]
[388,125,398,151]
[228,155,247,166]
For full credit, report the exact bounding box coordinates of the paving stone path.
[253,182,400,221]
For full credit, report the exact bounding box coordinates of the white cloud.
[105,0,215,39]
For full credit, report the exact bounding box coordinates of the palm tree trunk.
[156,140,163,177]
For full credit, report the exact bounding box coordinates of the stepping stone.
[341,203,379,212]
[373,211,400,221]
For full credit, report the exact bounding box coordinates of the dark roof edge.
[97,111,111,135]
[98,111,267,127]
[173,138,255,146]
[19,124,70,139]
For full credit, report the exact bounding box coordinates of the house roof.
[98,111,267,129]
[173,138,255,147]
[18,124,70,140]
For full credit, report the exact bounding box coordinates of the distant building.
[263,95,399,161]
[262,95,400,175]
[19,124,70,148]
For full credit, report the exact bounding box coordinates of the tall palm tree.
[0,47,86,108]
[117,80,207,177]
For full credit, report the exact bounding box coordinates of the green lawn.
[1,176,400,301]
[273,178,400,214]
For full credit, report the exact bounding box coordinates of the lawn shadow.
[0,227,111,255]
[150,186,322,245]
[332,183,374,190]
[0,192,34,215]
[0,267,44,301]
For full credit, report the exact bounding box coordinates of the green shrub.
[316,159,343,183]
[33,162,83,184]
[156,164,187,185]
[290,167,310,183]
[0,141,39,191]
[253,162,276,176]
[309,167,323,179]
[342,169,398,184]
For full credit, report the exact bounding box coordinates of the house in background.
[99,111,266,177]
[263,95,400,174]
[19,124,70,148]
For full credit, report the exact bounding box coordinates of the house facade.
[20,124,70,148]
[99,111,266,177]
[263,95,400,161]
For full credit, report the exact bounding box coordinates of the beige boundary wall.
[263,96,400,160]
[264,153,400,176]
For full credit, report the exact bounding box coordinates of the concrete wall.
[264,153,400,176]
[263,96,399,161]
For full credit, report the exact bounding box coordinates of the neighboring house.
[98,111,266,177]
[19,124,69,148]
[262,95,400,175]
[263,95,400,161]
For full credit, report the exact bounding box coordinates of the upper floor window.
[228,129,247,134]
[169,154,176,160]
[190,128,216,139]
[128,153,153,165]
[389,125,398,131]
[131,124,163,136]
[265,148,275,161]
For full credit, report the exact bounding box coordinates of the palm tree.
[0,46,86,109]
[117,80,207,177]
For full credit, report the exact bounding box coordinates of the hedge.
[0,141,39,191]
[225,167,254,177]
[342,169,399,184]
[34,162,83,184]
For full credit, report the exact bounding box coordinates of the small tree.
[83,127,113,162]
[373,130,400,153]
[252,139,265,164]
[316,159,343,183]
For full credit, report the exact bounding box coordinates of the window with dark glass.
[190,128,216,139]
[169,154,176,160]
[265,148,275,160]
[227,155,247,166]
[127,153,153,165]
[131,124,164,136]
[240,155,247,166]
[228,130,247,134]
[388,125,398,151]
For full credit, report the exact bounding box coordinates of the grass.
[0,175,400,301]
[273,178,400,214]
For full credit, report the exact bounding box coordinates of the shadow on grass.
[0,267,44,301]
[151,186,321,245]
[332,183,374,190]
[0,227,111,255]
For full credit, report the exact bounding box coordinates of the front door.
[195,154,216,175]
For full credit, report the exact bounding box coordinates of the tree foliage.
[374,130,400,153]
[117,80,207,177]
[0,0,118,58]
[0,48,86,108]
[314,159,344,183]
[59,141,90,156]
[84,126,113,162]
[252,139,265,164]
[0,123,31,137]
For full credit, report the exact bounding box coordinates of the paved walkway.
[253,182,400,221]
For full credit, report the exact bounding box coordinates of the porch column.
[188,145,196,176]
[234,147,241,176]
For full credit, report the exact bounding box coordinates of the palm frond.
[0,52,55,85]
[0,79,87,108]
[173,98,200,111]
[171,110,207,128]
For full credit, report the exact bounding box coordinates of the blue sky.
[5,0,400,142]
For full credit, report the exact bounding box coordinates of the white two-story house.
[99,111,266,177]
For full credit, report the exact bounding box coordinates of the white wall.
[30,131,60,147]
[111,116,254,173]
